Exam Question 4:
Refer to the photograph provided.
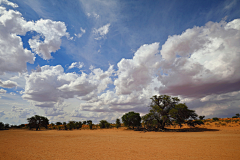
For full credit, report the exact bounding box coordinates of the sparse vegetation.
[115,119,121,129]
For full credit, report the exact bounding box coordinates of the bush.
[115,119,121,129]
[199,116,205,120]
[122,111,141,129]
[212,117,219,121]
[99,120,110,129]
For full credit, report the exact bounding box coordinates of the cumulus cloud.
[28,19,69,60]
[22,64,114,107]
[0,1,68,74]
[158,19,240,98]
[0,88,6,94]
[0,79,18,88]
[68,62,84,69]
[114,42,161,95]
[93,23,110,40]
[0,0,18,8]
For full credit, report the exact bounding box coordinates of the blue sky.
[0,0,240,124]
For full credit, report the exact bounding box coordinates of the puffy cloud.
[0,2,68,74]
[114,42,161,95]
[0,79,18,88]
[28,19,69,60]
[0,0,18,8]
[158,19,240,98]
[93,23,110,40]
[22,64,114,107]
[68,62,84,69]
[0,88,6,94]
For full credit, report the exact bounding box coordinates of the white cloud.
[22,64,114,108]
[0,0,18,8]
[0,88,6,94]
[114,42,161,95]
[93,23,110,40]
[0,79,18,88]
[68,62,84,69]
[0,2,69,74]
[74,27,86,38]
[28,19,69,60]
[10,92,16,95]
[158,19,240,98]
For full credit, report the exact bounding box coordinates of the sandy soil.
[1,124,240,160]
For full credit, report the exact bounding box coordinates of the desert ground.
[1,124,240,160]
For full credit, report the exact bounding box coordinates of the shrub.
[221,123,226,126]
[115,119,121,129]
[212,117,219,121]
[122,111,141,129]
[99,120,110,129]
[199,116,205,120]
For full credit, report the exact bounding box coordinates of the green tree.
[122,111,141,129]
[169,103,198,128]
[144,95,198,130]
[83,121,87,125]
[27,115,49,131]
[99,120,110,128]
[115,118,121,129]
[212,117,219,121]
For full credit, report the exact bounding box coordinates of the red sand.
[1,125,240,160]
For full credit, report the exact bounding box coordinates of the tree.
[115,118,121,129]
[144,95,198,130]
[67,121,76,130]
[0,122,4,130]
[83,121,87,125]
[236,113,240,118]
[199,116,205,120]
[99,120,110,128]
[55,122,62,125]
[122,111,141,129]
[4,123,10,130]
[27,115,49,131]
[169,103,198,128]
[75,121,82,129]
[212,117,219,121]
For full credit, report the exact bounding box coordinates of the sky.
[0,0,240,125]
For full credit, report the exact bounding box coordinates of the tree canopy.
[27,115,49,131]
[99,120,110,128]
[122,111,141,129]
[142,95,198,130]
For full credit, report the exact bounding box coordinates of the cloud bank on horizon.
[0,0,240,124]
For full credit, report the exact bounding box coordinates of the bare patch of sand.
[1,125,240,160]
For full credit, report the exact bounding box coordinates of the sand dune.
[1,124,240,160]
